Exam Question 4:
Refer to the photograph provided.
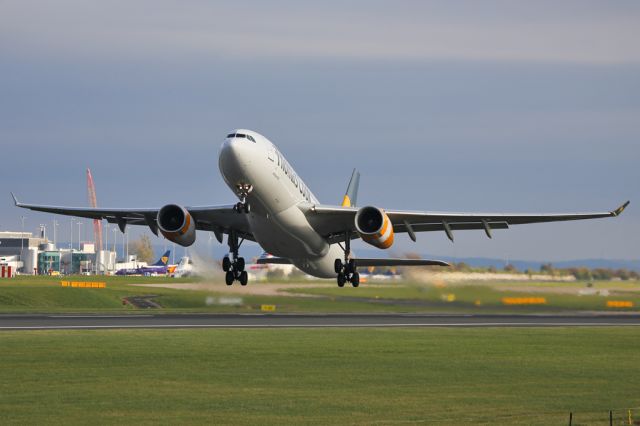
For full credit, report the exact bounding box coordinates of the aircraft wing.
[305,201,630,243]
[10,193,253,241]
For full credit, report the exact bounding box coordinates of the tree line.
[448,261,639,280]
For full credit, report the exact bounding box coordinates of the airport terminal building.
[0,230,116,275]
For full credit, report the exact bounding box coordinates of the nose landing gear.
[233,202,250,214]
[223,230,248,285]
[335,232,360,287]
[233,183,253,214]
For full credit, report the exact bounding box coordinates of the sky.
[1,1,638,262]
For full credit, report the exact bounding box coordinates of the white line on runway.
[1,322,639,330]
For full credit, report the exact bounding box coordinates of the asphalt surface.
[0,313,639,330]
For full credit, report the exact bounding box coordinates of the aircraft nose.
[221,137,241,163]
[219,135,256,190]
[219,136,250,171]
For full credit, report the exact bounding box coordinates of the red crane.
[86,168,103,251]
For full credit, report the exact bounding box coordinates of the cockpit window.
[227,133,256,142]
[227,133,248,139]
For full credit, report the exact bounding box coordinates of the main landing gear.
[335,232,359,288]
[233,183,252,214]
[223,231,248,286]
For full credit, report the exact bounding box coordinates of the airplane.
[115,250,171,276]
[171,256,194,278]
[12,129,629,287]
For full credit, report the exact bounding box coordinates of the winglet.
[612,200,630,217]
[10,192,20,206]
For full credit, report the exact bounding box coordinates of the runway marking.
[1,322,639,330]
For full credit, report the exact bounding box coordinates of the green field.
[0,276,197,313]
[0,327,639,424]
[0,276,429,313]
[286,280,640,313]
[1,275,639,314]
[1,276,639,424]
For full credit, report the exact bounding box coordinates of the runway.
[0,313,639,330]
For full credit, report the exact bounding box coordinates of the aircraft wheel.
[243,203,251,214]
[337,273,346,287]
[222,257,231,272]
[239,271,248,286]
[351,272,360,288]
[347,259,356,274]
[236,257,245,272]
[334,259,343,274]
[225,271,235,286]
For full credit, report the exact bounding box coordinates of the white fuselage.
[218,129,343,278]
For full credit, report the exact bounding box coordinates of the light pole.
[77,221,82,251]
[20,216,25,272]
[52,219,58,248]
[70,218,75,250]
[104,225,110,274]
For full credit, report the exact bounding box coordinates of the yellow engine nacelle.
[157,204,196,247]
[354,206,394,249]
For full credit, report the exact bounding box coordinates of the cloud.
[0,1,638,261]
[1,1,640,64]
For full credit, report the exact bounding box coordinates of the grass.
[0,276,193,313]
[0,275,432,313]
[0,327,639,424]
[8,275,197,286]
[1,275,639,314]
[286,280,640,313]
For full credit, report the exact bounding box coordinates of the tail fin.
[153,250,171,266]
[341,169,360,207]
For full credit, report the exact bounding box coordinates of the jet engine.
[157,204,196,247]
[354,206,394,249]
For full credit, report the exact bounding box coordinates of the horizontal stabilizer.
[256,257,293,265]
[354,258,449,267]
